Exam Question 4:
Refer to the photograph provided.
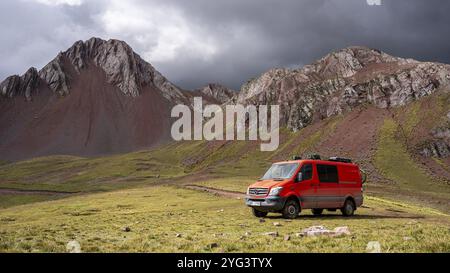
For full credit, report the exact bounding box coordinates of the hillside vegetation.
[1,93,449,210]
[0,93,449,252]
[0,185,448,253]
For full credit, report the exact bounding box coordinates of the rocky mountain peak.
[0,67,40,100]
[2,42,450,128]
[48,38,186,99]
[1,41,450,162]
[2,37,186,101]
[235,46,402,104]
[305,46,405,78]
[237,46,450,131]
[196,83,236,104]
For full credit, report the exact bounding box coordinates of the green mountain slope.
[0,185,448,253]
[0,93,449,212]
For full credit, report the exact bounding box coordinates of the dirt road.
[0,188,77,196]
[184,185,245,199]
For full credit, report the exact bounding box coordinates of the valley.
[0,39,449,253]
[0,183,448,253]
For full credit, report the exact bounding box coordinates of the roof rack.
[328,157,352,163]
[292,156,302,160]
[306,154,321,160]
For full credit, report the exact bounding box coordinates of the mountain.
[1,41,449,211]
[195,83,236,104]
[231,46,450,183]
[171,47,450,190]
[0,38,222,160]
[1,40,449,171]
[236,46,450,130]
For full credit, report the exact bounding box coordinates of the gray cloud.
[1,0,449,90]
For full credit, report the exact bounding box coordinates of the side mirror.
[361,170,367,184]
[296,172,303,183]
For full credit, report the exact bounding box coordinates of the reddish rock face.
[0,38,197,160]
[236,46,450,130]
[1,40,449,161]
[0,38,239,160]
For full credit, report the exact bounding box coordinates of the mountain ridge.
[1,38,188,102]
[235,46,450,130]
[0,38,449,163]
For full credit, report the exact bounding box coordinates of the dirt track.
[0,188,77,196]
[184,185,245,199]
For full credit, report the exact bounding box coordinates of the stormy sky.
[1,0,449,90]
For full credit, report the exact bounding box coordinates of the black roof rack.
[306,154,321,160]
[328,157,352,163]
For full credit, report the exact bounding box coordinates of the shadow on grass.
[264,214,425,220]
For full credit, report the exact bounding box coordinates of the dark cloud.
[1,0,449,90]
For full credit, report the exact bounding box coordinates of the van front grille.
[249,188,269,196]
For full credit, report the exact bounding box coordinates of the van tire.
[282,199,300,219]
[312,209,324,216]
[341,199,355,217]
[252,208,268,218]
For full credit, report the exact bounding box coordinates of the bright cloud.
[1,0,450,90]
[95,0,218,63]
[31,0,83,6]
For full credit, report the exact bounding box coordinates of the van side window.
[317,165,339,183]
[300,164,313,181]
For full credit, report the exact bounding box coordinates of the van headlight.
[269,187,283,196]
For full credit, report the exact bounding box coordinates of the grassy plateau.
[0,94,449,253]
[0,185,448,253]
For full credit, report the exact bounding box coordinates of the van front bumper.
[245,196,286,212]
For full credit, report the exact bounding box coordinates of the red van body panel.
[245,159,364,213]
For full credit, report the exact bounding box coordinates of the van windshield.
[261,163,299,180]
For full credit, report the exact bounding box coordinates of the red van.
[245,156,365,219]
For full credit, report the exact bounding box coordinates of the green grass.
[0,194,64,209]
[402,101,421,138]
[293,116,342,156]
[191,177,255,193]
[434,158,450,173]
[0,95,448,227]
[374,119,450,196]
[0,160,10,166]
[0,102,449,252]
[394,92,450,148]
[1,106,448,210]
[0,185,448,253]
[0,150,186,193]
[175,117,343,178]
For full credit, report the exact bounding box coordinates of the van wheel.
[252,208,268,218]
[312,209,324,216]
[341,199,355,217]
[282,199,300,219]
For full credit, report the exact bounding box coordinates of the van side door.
[316,164,340,209]
[296,163,315,209]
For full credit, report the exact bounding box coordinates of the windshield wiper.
[273,178,285,181]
